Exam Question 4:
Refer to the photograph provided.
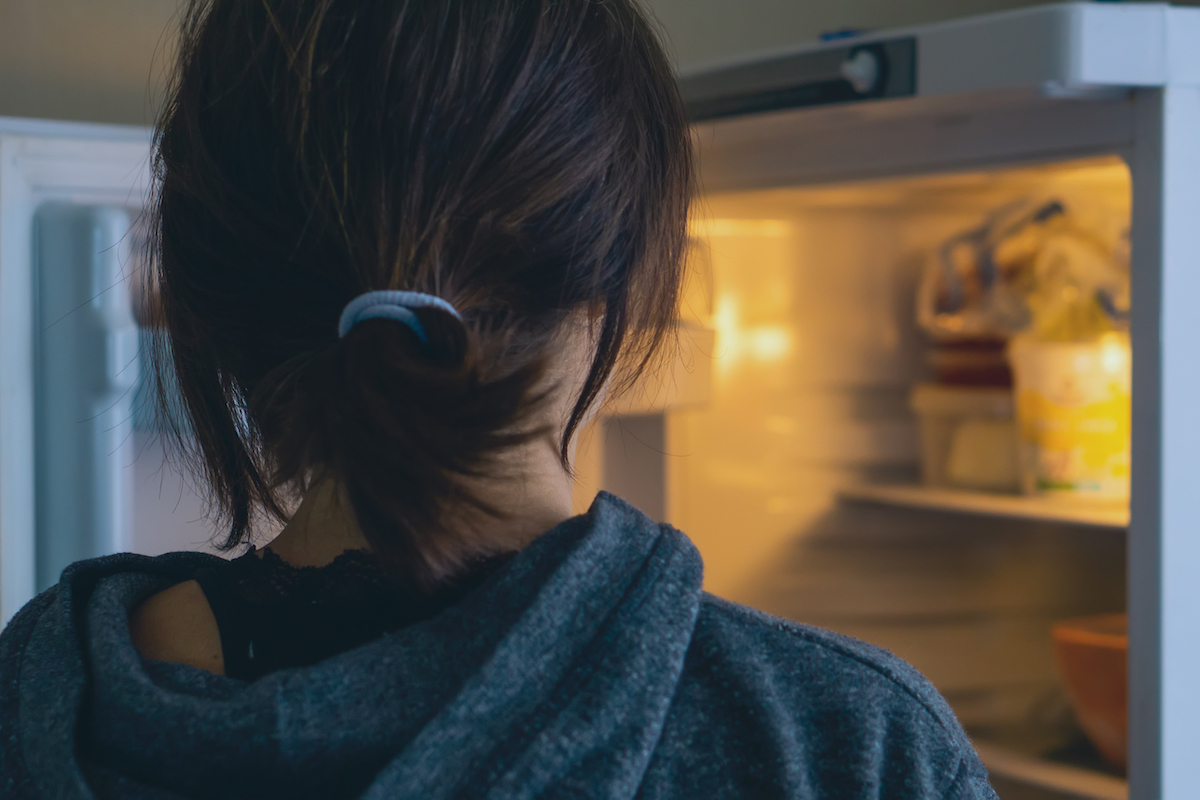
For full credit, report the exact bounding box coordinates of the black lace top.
[192,548,513,681]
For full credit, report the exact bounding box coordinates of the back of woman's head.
[150,0,693,589]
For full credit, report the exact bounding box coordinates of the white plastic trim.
[0,124,151,624]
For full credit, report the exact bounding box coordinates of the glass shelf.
[839,484,1128,529]
[974,739,1127,800]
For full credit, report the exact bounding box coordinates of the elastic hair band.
[337,290,462,343]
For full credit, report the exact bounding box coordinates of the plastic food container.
[926,339,1013,387]
[1051,613,1127,771]
[910,384,1019,492]
[1008,333,1131,500]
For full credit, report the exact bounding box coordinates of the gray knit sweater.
[0,492,997,799]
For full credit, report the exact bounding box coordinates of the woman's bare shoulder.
[128,579,225,676]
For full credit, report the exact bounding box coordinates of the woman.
[0,1,997,798]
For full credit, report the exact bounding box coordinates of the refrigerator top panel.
[684,3,1200,192]
[681,2,1199,121]
[0,116,151,144]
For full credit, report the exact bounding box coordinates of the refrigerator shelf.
[974,740,1127,800]
[838,485,1128,530]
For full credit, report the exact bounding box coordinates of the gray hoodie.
[0,492,997,799]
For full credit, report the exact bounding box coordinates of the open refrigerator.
[574,4,1200,799]
[0,3,1198,799]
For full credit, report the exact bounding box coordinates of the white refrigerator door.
[34,203,138,591]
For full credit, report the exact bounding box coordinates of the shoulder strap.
[192,560,255,678]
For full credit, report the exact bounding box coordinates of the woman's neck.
[263,432,577,569]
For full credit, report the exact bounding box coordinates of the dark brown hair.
[148,0,693,590]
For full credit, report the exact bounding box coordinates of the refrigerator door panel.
[0,120,153,622]
[34,203,138,591]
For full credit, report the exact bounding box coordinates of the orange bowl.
[1051,613,1127,771]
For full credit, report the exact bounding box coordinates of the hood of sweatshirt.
[2,492,704,800]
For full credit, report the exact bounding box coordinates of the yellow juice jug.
[1008,333,1131,500]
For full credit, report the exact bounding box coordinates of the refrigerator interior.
[580,155,1132,789]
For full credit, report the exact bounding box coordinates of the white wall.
[0,0,178,126]
[4,1,1193,126]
